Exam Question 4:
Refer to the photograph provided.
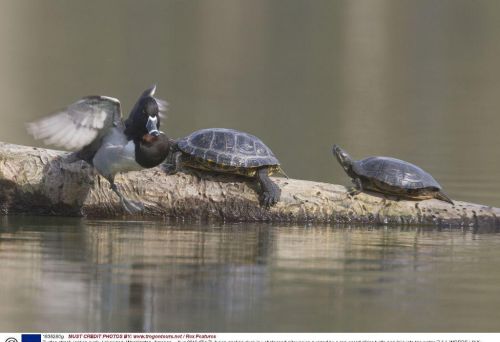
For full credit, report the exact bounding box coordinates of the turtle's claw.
[260,192,272,208]
[348,187,361,197]
[162,163,177,175]
[260,187,280,208]
[260,193,270,208]
[65,152,81,163]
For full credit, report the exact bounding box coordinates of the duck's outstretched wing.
[26,96,122,151]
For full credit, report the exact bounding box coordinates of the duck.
[26,85,172,213]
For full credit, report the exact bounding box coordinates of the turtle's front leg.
[256,167,281,208]
[348,178,363,196]
[163,150,182,175]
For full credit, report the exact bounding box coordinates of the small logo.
[6,338,18,342]
[22,335,41,342]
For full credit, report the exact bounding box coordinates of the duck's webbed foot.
[120,196,145,214]
[109,182,145,214]
[256,167,281,208]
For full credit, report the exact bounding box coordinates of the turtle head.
[332,145,356,177]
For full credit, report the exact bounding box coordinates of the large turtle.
[332,145,453,204]
[167,128,286,207]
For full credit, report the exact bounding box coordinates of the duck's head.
[125,96,161,140]
[124,85,168,142]
[124,86,172,168]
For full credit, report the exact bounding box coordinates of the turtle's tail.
[436,191,454,205]
[270,166,289,178]
[277,167,289,179]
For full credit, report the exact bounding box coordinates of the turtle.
[332,145,454,204]
[166,128,286,207]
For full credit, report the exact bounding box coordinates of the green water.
[1,0,500,332]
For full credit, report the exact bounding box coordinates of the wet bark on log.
[0,142,499,228]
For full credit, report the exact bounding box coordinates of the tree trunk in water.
[0,142,498,229]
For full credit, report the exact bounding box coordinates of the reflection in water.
[1,216,500,332]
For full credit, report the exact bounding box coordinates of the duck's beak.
[146,116,160,137]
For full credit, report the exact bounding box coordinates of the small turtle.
[167,128,286,207]
[332,145,453,204]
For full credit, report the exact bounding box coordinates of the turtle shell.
[177,128,280,168]
[352,156,442,190]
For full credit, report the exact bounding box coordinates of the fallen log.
[0,142,499,228]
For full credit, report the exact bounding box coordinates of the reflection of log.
[0,141,499,228]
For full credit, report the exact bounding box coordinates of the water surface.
[1,216,500,332]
